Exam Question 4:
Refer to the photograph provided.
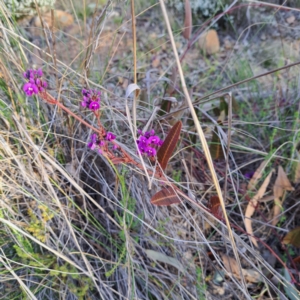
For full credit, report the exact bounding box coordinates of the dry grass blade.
[293,159,300,183]
[245,170,273,248]
[157,120,182,170]
[272,166,294,226]
[247,160,268,190]
[151,186,181,206]
[183,0,192,40]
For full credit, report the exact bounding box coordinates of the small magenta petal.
[89,101,100,111]
[144,131,151,138]
[138,136,147,144]
[148,136,160,145]
[88,142,96,150]
[106,132,116,141]
[23,82,38,96]
[90,134,98,142]
[37,69,43,77]
[146,147,156,157]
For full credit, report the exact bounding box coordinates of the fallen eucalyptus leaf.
[145,249,185,273]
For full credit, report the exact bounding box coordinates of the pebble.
[198,29,220,55]
[33,10,74,30]
[286,15,295,24]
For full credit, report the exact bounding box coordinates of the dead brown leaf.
[245,170,273,247]
[247,160,268,191]
[221,254,262,283]
[151,56,160,68]
[274,166,294,198]
[272,166,294,226]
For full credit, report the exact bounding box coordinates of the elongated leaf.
[272,166,294,226]
[283,268,299,300]
[209,110,225,160]
[151,186,181,206]
[145,249,185,273]
[209,126,223,160]
[247,160,268,191]
[157,121,182,170]
[245,170,273,248]
[183,0,192,40]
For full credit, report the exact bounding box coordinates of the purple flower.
[244,172,255,179]
[89,101,100,111]
[87,132,116,153]
[81,89,101,111]
[87,141,96,150]
[105,132,116,141]
[23,82,39,96]
[146,147,156,157]
[148,136,160,145]
[138,135,148,144]
[136,129,163,157]
[22,68,47,96]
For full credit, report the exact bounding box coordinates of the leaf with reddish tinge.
[157,121,182,170]
[183,0,192,40]
[208,196,222,219]
[151,186,181,206]
[282,227,300,248]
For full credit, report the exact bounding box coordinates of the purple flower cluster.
[87,132,116,154]
[23,69,47,96]
[136,129,163,157]
[81,89,101,111]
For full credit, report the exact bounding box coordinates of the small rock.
[286,14,295,24]
[260,33,266,40]
[271,29,280,38]
[33,10,74,30]
[198,29,220,55]
[151,56,160,68]
[224,38,233,50]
